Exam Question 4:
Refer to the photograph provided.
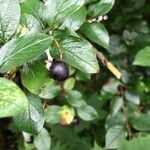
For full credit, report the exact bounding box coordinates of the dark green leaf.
[88,0,115,18]
[63,6,87,31]
[80,22,109,49]
[129,112,150,131]
[92,142,104,150]
[42,0,85,29]
[0,78,28,118]
[13,93,44,135]
[0,34,52,73]
[21,61,52,95]
[51,33,99,73]
[0,0,20,41]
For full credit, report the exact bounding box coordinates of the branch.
[96,51,121,79]
[122,105,133,139]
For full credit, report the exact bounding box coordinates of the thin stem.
[120,85,133,139]
[122,105,133,139]
[53,37,63,60]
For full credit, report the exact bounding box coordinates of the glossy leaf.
[88,0,115,18]
[0,34,52,73]
[21,61,52,95]
[13,93,44,135]
[0,0,20,41]
[0,78,28,118]
[20,14,42,35]
[43,0,85,29]
[34,128,51,150]
[51,33,99,73]
[63,6,87,31]
[133,46,150,67]
[80,22,109,49]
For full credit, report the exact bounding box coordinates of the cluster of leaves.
[0,0,150,149]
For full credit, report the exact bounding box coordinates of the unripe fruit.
[49,59,69,81]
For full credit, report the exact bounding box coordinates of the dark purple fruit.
[49,59,69,81]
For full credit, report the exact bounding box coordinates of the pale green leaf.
[0,0,20,41]
[34,128,51,150]
[133,46,150,67]
[0,78,28,118]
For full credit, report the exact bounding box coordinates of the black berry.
[49,59,69,81]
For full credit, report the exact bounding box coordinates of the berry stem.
[53,37,63,60]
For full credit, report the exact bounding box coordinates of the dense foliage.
[0,0,150,149]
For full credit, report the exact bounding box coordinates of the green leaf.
[20,14,42,35]
[45,106,62,124]
[105,112,125,130]
[43,0,85,29]
[0,34,52,73]
[64,77,75,91]
[77,105,98,121]
[129,112,150,131]
[88,0,115,18]
[133,46,150,66]
[51,33,99,73]
[0,78,28,118]
[63,6,87,31]
[66,90,86,108]
[39,83,61,99]
[80,22,109,49]
[34,128,51,150]
[111,97,123,116]
[13,93,44,135]
[125,91,140,105]
[105,125,126,149]
[102,78,120,94]
[21,61,52,95]
[21,0,41,14]
[119,136,150,150]
[0,0,20,41]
